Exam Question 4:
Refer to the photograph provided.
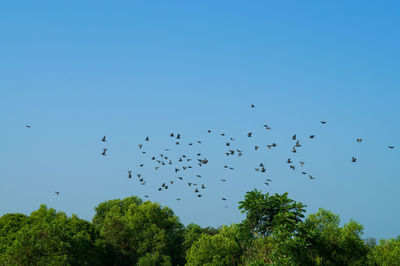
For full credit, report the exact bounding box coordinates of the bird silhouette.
[352,156,357,162]
[292,134,297,140]
[287,158,292,164]
[26,125,31,128]
[145,136,149,141]
[309,135,315,139]
[102,148,108,156]
[248,132,252,137]
[300,161,304,167]
[309,175,316,179]
[251,104,255,108]
[54,191,60,196]
[101,136,106,142]
[357,139,363,143]
[128,171,132,178]
[388,146,395,149]
[321,121,327,124]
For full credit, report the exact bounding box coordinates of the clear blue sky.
[1,1,399,239]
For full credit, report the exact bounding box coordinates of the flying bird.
[248,132,252,137]
[128,171,132,178]
[388,146,395,149]
[352,156,357,162]
[309,135,315,139]
[356,139,363,143]
[321,121,327,124]
[54,191,60,196]
[300,161,304,167]
[145,136,149,141]
[102,148,108,156]
[101,136,106,142]
[26,125,31,128]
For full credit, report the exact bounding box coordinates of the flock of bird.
[24,104,395,199]
[89,104,396,203]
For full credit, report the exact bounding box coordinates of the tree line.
[1,190,399,265]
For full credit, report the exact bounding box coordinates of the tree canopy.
[0,191,399,265]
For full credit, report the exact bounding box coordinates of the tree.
[0,213,30,255]
[186,224,243,266]
[183,223,219,252]
[368,237,400,265]
[271,208,369,265]
[93,196,185,265]
[238,190,306,237]
[0,205,107,265]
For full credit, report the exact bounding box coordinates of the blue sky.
[1,1,399,239]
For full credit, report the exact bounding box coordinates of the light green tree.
[186,224,243,266]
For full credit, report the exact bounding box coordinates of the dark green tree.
[93,196,185,265]
[0,205,107,265]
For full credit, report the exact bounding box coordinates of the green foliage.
[183,223,219,252]
[93,196,185,265]
[238,190,306,237]
[186,224,243,266]
[1,193,399,265]
[0,205,106,265]
[0,213,30,254]
[270,208,369,265]
[368,237,400,265]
